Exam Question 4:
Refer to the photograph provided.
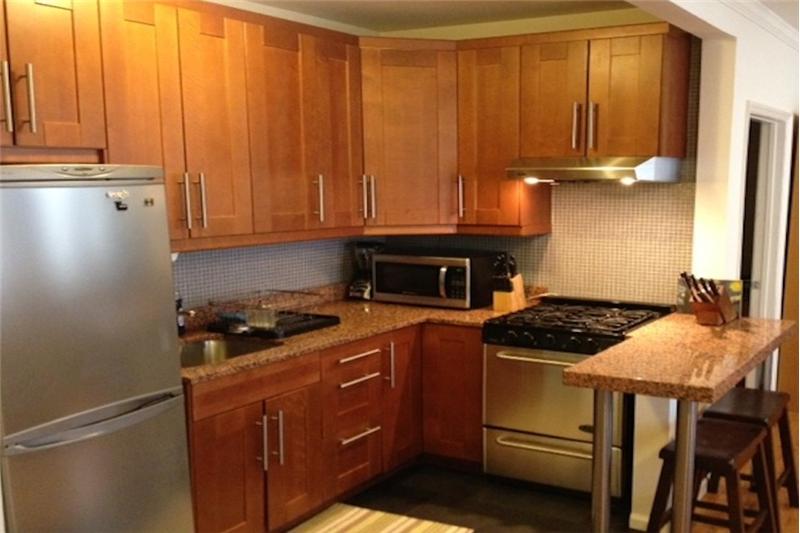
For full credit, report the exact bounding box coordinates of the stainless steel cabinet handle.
[270,410,285,466]
[495,436,592,460]
[457,175,465,219]
[571,102,580,150]
[495,351,573,367]
[24,63,36,134]
[587,101,596,150]
[369,175,377,220]
[1,61,13,133]
[338,348,381,365]
[255,414,268,471]
[438,266,448,299]
[384,341,396,388]
[181,173,193,230]
[313,174,325,222]
[198,172,208,228]
[340,425,381,447]
[339,371,381,389]
[360,175,369,220]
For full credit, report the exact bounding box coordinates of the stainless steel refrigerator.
[0,165,194,531]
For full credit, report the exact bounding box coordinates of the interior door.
[4,0,106,148]
[245,22,309,234]
[0,1,12,146]
[100,0,188,240]
[301,34,363,230]
[362,46,457,226]
[178,7,253,238]
[457,46,521,226]
[588,35,663,156]
[520,40,588,157]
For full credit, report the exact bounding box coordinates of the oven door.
[372,255,470,309]
[483,344,623,446]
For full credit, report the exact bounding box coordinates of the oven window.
[375,263,440,297]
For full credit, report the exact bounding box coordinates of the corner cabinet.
[456,46,552,236]
[2,0,105,149]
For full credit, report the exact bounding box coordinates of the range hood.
[506,156,682,184]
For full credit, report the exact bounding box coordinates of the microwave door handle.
[438,266,448,299]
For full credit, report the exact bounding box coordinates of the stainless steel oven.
[372,250,495,309]
[483,344,625,496]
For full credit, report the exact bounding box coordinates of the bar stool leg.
[753,442,779,532]
[777,409,798,507]
[725,470,746,533]
[647,457,673,533]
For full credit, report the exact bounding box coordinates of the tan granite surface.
[563,313,798,403]
[180,300,506,384]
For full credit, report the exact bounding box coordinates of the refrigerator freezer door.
[0,178,182,434]
[2,394,193,532]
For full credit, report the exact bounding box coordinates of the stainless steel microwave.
[372,250,496,309]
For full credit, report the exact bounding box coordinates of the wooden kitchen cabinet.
[381,326,423,472]
[421,324,484,464]
[361,38,457,228]
[457,46,551,235]
[0,3,10,147]
[191,401,265,533]
[265,384,324,531]
[3,0,105,149]
[301,34,364,230]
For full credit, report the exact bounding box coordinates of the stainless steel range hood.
[506,156,682,183]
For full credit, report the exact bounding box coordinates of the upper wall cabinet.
[2,0,105,148]
[361,38,457,229]
[519,25,690,158]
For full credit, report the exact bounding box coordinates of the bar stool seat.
[647,418,777,533]
[704,387,799,508]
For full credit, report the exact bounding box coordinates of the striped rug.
[290,503,474,533]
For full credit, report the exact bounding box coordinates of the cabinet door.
[0,2,11,147]
[178,8,253,238]
[5,0,105,148]
[245,22,309,234]
[362,47,457,226]
[421,325,483,463]
[588,35,664,157]
[520,41,588,157]
[191,402,264,533]
[382,327,422,472]
[321,337,384,498]
[457,47,520,227]
[100,1,188,240]
[301,34,364,230]
[265,385,323,531]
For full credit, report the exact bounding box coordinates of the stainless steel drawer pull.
[339,371,381,389]
[587,101,597,150]
[271,410,285,466]
[255,414,268,471]
[313,174,325,222]
[570,102,580,150]
[369,175,377,219]
[360,175,369,220]
[1,61,13,133]
[495,351,573,367]
[385,341,396,388]
[182,173,193,231]
[198,172,208,228]
[457,175,465,219]
[338,348,381,365]
[496,436,592,461]
[340,425,381,447]
[24,63,37,134]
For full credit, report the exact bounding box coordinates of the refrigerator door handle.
[3,388,183,456]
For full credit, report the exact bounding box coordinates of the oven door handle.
[495,351,573,367]
[438,266,448,299]
[495,436,592,460]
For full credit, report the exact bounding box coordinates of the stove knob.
[567,336,582,352]
[506,330,519,343]
[543,333,556,348]
[523,331,537,346]
[585,337,599,353]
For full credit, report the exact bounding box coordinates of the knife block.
[691,286,739,326]
[493,274,527,313]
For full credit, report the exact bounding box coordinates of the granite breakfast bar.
[563,313,798,533]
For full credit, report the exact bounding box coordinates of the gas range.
[482,297,673,354]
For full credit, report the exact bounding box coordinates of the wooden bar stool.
[703,387,799,508]
[647,418,777,533]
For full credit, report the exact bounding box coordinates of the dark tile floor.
[347,465,631,532]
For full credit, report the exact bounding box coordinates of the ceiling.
[761,0,799,29]
[253,1,633,32]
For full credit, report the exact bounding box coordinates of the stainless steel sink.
[180,337,279,368]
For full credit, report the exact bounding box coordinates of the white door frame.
[743,101,794,389]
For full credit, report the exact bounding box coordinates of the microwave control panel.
[447,267,467,299]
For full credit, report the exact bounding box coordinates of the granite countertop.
[181,300,505,384]
[562,313,798,403]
